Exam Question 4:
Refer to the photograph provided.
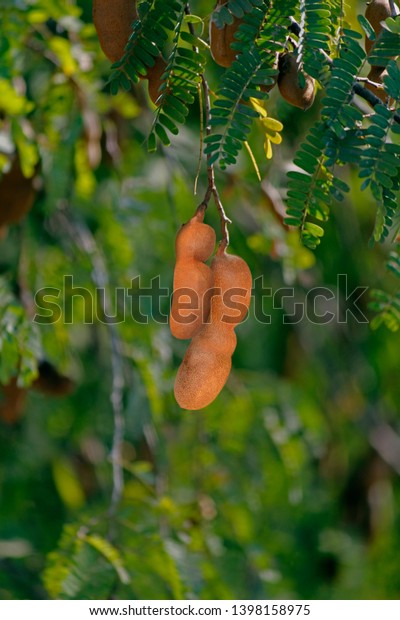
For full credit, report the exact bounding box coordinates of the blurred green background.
[0,0,399,600]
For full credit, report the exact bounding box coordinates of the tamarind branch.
[201,74,232,247]
[288,16,400,124]
[54,208,126,534]
[185,3,231,246]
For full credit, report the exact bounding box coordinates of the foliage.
[0,278,41,386]
[204,1,292,168]
[0,0,400,602]
[370,244,400,331]
[286,34,400,248]
[211,0,265,28]
[109,1,400,250]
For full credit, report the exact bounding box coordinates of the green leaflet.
[359,92,400,243]
[211,0,264,28]
[296,0,331,80]
[285,29,369,249]
[370,245,400,332]
[109,0,185,92]
[43,525,125,599]
[0,276,41,386]
[148,13,206,148]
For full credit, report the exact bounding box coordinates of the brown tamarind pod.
[0,157,36,233]
[210,0,242,68]
[365,65,390,102]
[32,360,75,396]
[93,0,137,63]
[365,0,398,57]
[147,56,168,105]
[170,205,216,340]
[174,244,252,410]
[277,53,315,110]
[0,378,27,425]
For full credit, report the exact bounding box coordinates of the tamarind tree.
[1,0,400,601]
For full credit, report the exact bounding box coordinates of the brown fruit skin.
[210,0,242,68]
[0,157,36,236]
[174,245,252,410]
[147,56,168,106]
[93,0,137,63]
[170,206,216,340]
[365,0,398,57]
[365,66,390,102]
[277,53,315,110]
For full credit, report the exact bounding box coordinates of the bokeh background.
[0,0,399,600]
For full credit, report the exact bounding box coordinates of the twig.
[389,0,398,17]
[193,82,204,196]
[357,77,384,88]
[185,3,231,246]
[200,74,231,247]
[54,209,126,531]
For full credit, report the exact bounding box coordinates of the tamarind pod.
[188,321,238,357]
[210,0,242,68]
[174,334,233,410]
[175,207,216,262]
[93,0,137,63]
[170,206,216,340]
[32,360,75,396]
[210,246,252,325]
[0,379,27,425]
[277,53,315,110]
[170,261,214,340]
[147,56,168,106]
[174,245,252,410]
[365,0,398,57]
[0,157,36,228]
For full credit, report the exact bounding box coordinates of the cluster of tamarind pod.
[92,0,400,112]
[364,0,399,103]
[0,360,74,425]
[92,0,316,110]
[170,206,252,410]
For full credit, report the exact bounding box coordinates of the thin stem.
[185,2,231,246]
[193,82,204,196]
[357,77,384,89]
[201,73,231,246]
